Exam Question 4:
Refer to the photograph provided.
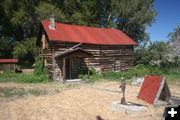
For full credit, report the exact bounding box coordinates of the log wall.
[39,39,134,81]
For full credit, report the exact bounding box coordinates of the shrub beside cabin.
[37,19,137,82]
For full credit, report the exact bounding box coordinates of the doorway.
[65,58,70,79]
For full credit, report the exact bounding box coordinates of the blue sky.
[147,0,180,42]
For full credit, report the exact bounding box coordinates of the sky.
[147,0,180,42]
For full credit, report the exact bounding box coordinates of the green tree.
[134,40,169,67]
[0,0,157,68]
[12,37,38,68]
[168,24,180,42]
[168,24,180,58]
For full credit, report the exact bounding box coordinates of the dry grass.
[0,81,179,120]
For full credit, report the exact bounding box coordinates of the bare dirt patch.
[0,82,179,120]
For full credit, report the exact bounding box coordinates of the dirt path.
[0,82,179,120]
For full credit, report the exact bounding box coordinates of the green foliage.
[168,24,180,42]
[19,74,50,83]
[34,58,46,76]
[0,36,13,58]
[134,40,169,67]
[79,64,162,82]
[78,68,103,82]
[129,64,162,77]
[164,66,180,75]
[11,8,28,26]
[16,88,26,97]
[0,0,157,67]
[0,72,50,83]
[0,87,16,98]
[35,2,66,23]
[12,37,38,68]
[28,89,47,96]
[33,57,50,83]
[0,86,47,98]
[163,74,180,84]
[108,0,157,43]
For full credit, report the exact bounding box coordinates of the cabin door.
[65,57,82,79]
[71,58,80,79]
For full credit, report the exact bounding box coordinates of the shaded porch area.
[54,48,93,82]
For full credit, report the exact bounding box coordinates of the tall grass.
[0,72,51,83]
[0,87,48,98]
[163,66,180,83]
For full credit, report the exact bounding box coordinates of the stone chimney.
[49,17,55,30]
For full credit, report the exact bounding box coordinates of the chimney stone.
[49,17,55,30]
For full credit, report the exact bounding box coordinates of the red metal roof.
[137,75,163,104]
[41,21,137,45]
[0,59,18,63]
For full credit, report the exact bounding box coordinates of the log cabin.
[37,19,137,82]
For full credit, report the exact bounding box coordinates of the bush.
[34,58,47,76]
[78,68,103,82]
[19,74,50,83]
[128,64,162,77]
[78,64,163,82]
[32,57,51,83]
[164,66,180,74]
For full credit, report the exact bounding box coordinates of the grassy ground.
[0,86,48,98]
[163,74,180,84]
[0,82,179,120]
[0,71,180,120]
[0,82,79,104]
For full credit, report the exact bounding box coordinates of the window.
[114,60,121,72]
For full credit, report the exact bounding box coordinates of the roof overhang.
[0,59,18,63]
[54,48,93,59]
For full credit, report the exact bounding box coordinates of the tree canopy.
[134,24,180,70]
[0,0,157,68]
[168,24,180,58]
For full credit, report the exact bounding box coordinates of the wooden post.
[88,58,90,79]
[63,57,66,82]
[14,64,15,73]
[70,58,72,79]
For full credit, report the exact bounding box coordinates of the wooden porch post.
[70,58,72,79]
[88,58,90,79]
[63,57,66,82]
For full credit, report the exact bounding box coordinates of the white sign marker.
[168,108,177,117]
